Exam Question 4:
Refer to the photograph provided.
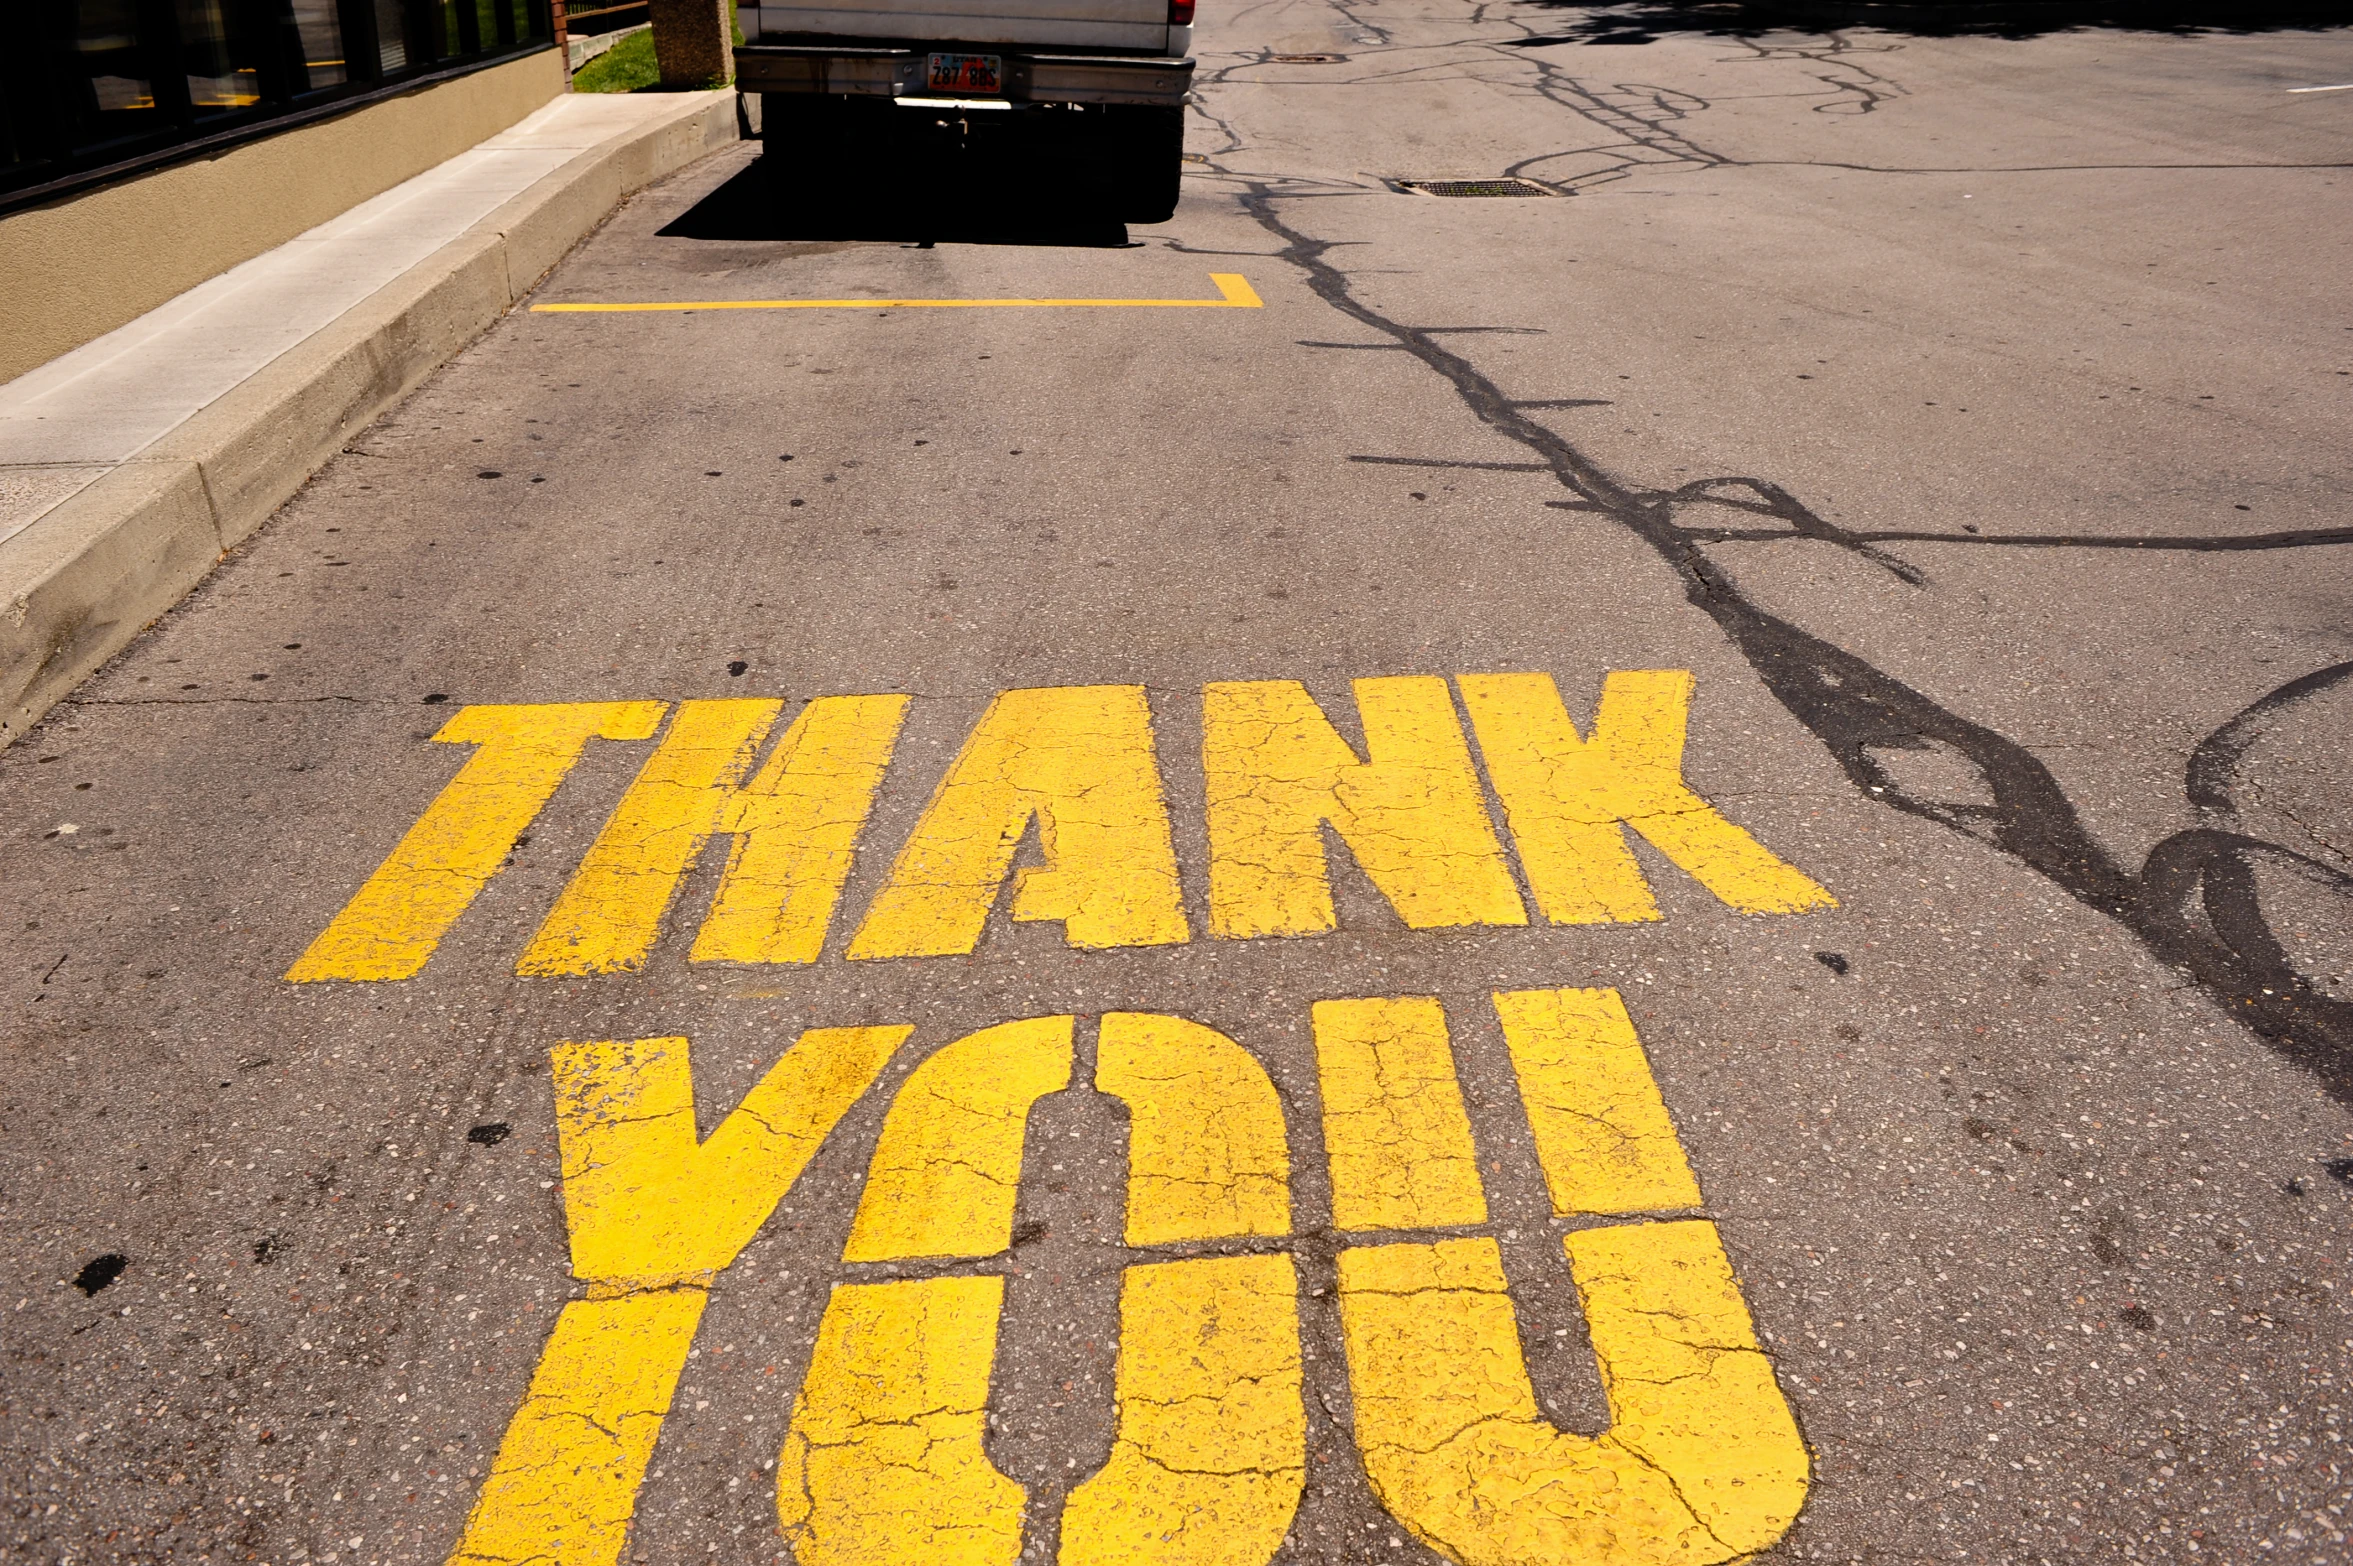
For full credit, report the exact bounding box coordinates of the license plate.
[926,52,1003,94]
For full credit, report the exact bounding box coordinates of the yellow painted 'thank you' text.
[289,672,1833,982]
[449,992,1808,1566]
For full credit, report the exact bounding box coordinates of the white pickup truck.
[734,0,1194,223]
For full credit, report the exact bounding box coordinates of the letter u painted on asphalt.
[778,1012,1307,1566]
[1322,989,1810,1566]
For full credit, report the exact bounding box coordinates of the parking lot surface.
[5,5,2352,1563]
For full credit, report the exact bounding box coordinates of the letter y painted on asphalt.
[446,1024,910,1566]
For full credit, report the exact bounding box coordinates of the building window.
[177,0,263,114]
[3,0,554,208]
[293,1,352,91]
[374,0,411,72]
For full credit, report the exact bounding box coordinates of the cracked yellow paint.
[519,698,780,974]
[695,694,911,963]
[1202,677,1526,939]
[1570,1223,1810,1553]
[448,1284,707,1566]
[1456,671,1835,923]
[843,1015,1075,1262]
[1097,1013,1291,1245]
[288,701,665,981]
[1337,1229,1805,1566]
[553,1027,910,1287]
[516,694,908,974]
[1493,987,1704,1216]
[1311,996,1487,1232]
[848,685,1188,959]
[1060,1255,1305,1566]
[779,1275,1025,1566]
[796,1019,1304,1566]
[452,1024,905,1566]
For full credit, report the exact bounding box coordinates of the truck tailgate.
[740,0,1174,54]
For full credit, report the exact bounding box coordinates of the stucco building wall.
[0,49,567,387]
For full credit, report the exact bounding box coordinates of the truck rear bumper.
[737,45,1193,106]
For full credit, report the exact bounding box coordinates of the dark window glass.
[43,0,169,155]
[291,1,348,89]
[6,0,549,203]
[175,0,261,115]
[373,0,408,72]
[1,62,46,179]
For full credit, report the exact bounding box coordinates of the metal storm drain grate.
[1269,53,1346,63]
[1397,178,1557,198]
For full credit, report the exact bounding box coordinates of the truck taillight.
[1169,0,1194,22]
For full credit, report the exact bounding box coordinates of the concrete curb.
[0,87,739,746]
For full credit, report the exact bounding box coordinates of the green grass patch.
[572,28,659,93]
[571,15,744,93]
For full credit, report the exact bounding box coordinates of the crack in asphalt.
[1360,450,2353,563]
[1185,12,2352,202]
[1233,183,2353,1102]
[67,694,371,707]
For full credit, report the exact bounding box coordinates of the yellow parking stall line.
[530,272,1263,312]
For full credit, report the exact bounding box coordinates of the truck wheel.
[1114,106,1184,225]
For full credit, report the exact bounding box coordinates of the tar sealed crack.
[1238,186,2353,1104]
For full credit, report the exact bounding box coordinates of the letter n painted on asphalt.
[1202,677,1527,938]
[1457,670,1835,923]
[516,694,909,974]
[448,1023,907,1566]
[288,702,667,982]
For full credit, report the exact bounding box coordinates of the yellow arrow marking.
[529,273,1263,312]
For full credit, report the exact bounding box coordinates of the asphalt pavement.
[5,4,2352,1564]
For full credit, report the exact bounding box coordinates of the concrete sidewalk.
[0,87,741,744]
